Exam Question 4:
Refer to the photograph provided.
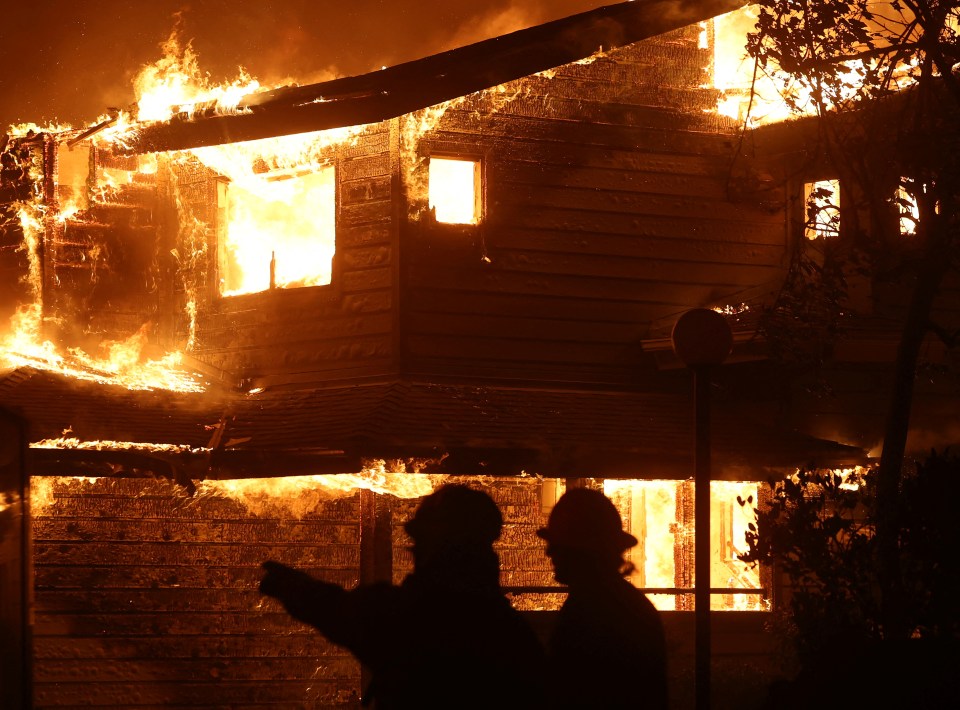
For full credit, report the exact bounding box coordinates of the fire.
[183,128,368,296]
[133,32,261,124]
[30,435,208,455]
[1,302,207,392]
[29,475,101,516]
[0,142,207,392]
[194,459,440,518]
[27,458,440,519]
[711,7,795,125]
[604,479,764,611]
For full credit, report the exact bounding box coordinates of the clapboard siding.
[32,477,364,708]
[490,228,785,264]
[402,33,785,383]
[31,475,562,708]
[188,124,398,384]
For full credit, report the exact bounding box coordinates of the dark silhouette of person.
[260,483,547,709]
[538,488,668,710]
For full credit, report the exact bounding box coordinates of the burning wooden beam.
[122,0,748,154]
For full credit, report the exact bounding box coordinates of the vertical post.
[694,366,711,710]
[671,308,732,710]
[0,410,31,709]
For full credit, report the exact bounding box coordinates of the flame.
[194,459,440,518]
[604,479,763,611]
[605,480,680,610]
[30,435,208,455]
[428,158,479,224]
[711,7,796,125]
[29,475,102,516]
[1,304,207,392]
[711,5,931,126]
[182,128,368,296]
[133,32,261,124]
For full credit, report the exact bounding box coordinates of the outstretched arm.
[260,561,348,631]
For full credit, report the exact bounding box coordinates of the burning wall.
[29,474,557,707]
[3,10,799,707]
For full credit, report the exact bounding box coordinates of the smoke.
[443,3,542,50]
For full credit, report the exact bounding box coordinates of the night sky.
[1,0,610,132]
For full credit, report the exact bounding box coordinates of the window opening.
[604,479,764,611]
[804,179,840,240]
[428,157,481,225]
[896,182,919,236]
[218,164,335,297]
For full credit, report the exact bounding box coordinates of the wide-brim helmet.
[537,488,637,552]
[405,484,503,546]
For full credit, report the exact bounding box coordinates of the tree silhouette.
[744,0,960,640]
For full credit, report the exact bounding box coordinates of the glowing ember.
[30,436,209,455]
[712,303,750,316]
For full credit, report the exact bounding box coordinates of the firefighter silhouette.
[261,483,546,709]
[538,487,668,710]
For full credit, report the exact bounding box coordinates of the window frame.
[214,159,341,301]
[426,152,484,227]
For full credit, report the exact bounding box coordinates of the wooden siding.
[29,474,788,710]
[180,125,399,386]
[31,477,363,708]
[401,28,787,384]
[29,475,561,708]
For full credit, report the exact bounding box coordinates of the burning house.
[5,0,957,706]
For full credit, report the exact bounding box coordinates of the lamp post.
[671,309,732,710]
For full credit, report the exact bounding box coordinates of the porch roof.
[2,367,866,481]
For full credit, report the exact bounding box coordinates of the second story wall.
[175,124,400,388]
[400,26,787,386]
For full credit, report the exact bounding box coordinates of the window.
[218,164,335,297]
[896,179,941,237]
[896,183,919,236]
[604,480,765,611]
[428,157,481,225]
[804,179,840,240]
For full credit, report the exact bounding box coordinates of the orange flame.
[194,459,440,518]
[134,33,262,124]
[604,479,764,611]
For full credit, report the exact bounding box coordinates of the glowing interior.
[897,184,919,236]
[428,157,479,224]
[219,165,336,296]
[604,480,763,611]
[804,180,841,240]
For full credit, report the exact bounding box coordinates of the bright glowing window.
[218,165,335,297]
[804,179,840,240]
[428,157,480,225]
[896,184,919,236]
[604,480,765,611]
